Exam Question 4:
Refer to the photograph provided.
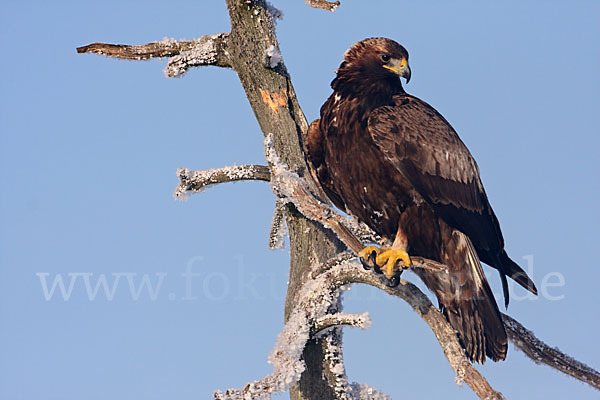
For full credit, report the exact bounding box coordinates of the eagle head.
[332,38,411,95]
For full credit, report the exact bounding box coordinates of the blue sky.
[1,1,599,399]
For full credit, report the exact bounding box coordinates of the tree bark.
[224,2,345,399]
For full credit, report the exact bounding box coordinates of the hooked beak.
[383,57,411,84]
[401,62,411,84]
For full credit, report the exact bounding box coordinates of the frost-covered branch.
[214,254,346,399]
[215,255,388,400]
[503,314,600,390]
[76,39,196,59]
[268,200,288,250]
[348,383,391,400]
[175,134,600,399]
[77,33,231,77]
[314,312,371,334]
[338,215,384,246]
[264,134,501,398]
[164,33,231,77]
[264,133,600,398]
[328,260,506,400]
[173,165,270,199]
[265,133,447,275]
[215,251,502,400]
[305,0,340,12]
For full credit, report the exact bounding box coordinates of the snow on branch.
[305,0,340,12]
[77,33,231,77]
[314,312,371,334]
[265,133,447,274]
[322,259,506,400]
[173,157,382,246]
[265,1,284,24]
[76,37,195,59]
[173,165,270,200]
[263,134,502,398]
[268,200,288,250]
[214,250,391,400]
[175,134,599,398]
[339,215,384,246]
[214,254,348,399]
[263,45,282,69]
[348,383,392,400]
[164,33,231,77]
[503,314,600,390]
[262,133,600,397]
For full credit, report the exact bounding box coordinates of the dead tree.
[77,1,599,399]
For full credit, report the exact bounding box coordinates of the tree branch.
[175,164,383,246]
[348,382,391,400]
[305,0,341,12]
[215,252,384,400]
[174,136,600,397]
[265,133,447,275]
[314,312,372,334]
[265,136,600,397]
[214,250,346,400]
[76,39,191,59]
[173,165,270,199]
[77,33,231,77]
[503,314,600,390]
[263,138,503,397]
[164,33,231,77]
[329,260,506,400]
[269,200,288,250]
[215,248,503,399]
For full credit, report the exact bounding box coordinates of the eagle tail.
[498,250,538,306]
[415,231,508,363]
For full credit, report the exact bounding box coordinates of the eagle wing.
[306,117,347,212]
[367,94,504,254]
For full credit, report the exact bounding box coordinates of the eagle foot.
[358,246,412,279]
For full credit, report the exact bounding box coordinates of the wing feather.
[368,95,504,253]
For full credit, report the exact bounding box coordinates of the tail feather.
[414,231,507,363]
[500,250,538,295]
[499,271,509,309]
[498,250,538,308]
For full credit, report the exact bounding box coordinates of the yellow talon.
[358,245,380,259]
[376,249,412,278]
[358,246,412,279]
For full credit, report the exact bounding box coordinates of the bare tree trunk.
[224,2,345,398]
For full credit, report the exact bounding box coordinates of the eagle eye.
[379,53,391,62]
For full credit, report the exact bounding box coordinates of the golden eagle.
[305,38,538,363]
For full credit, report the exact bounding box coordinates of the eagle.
[305,38,538,363]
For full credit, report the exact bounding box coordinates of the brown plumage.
[305,38,537,363]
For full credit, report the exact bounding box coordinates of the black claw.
[386,273,401,288]
[371,250,383,274]
[360,259,372,270]
[369,250,377,266]
[360,250,377,270]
